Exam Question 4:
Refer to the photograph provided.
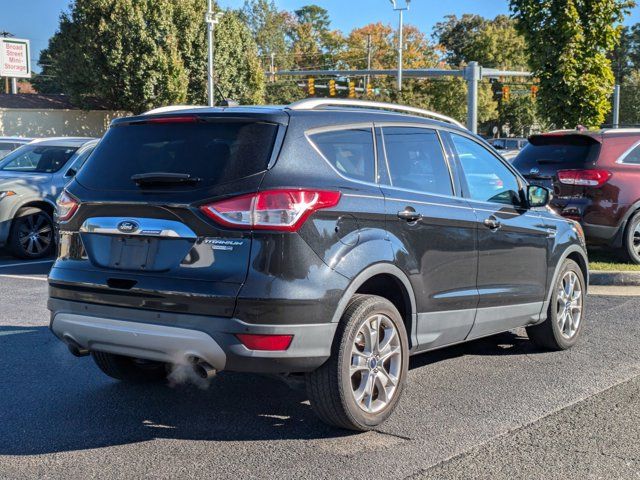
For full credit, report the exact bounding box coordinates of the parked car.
[0,137,33,160]
[0,137,98,259]
[49,100,588,431]
[488,137,528,152]
[513,129,640,263]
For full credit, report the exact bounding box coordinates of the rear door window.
[76,120,279,190]
[381,127,453,196]
[308,127,376,183]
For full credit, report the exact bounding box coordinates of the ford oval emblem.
[117,220,139,234]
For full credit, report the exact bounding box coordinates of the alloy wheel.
[350,314,402,414]
[556,271,583,340]
[633,223,640,255]
[17,213,53,257]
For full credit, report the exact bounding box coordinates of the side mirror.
[527,185,551,208]
[65,168,77,178]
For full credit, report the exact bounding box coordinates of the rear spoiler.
[528,133,602,146]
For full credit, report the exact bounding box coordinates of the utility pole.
[366,34,372,93]
[205,2,223,107]
[389,0,410,93]
[613,84,621,129]
[270,53,276,82]
[465,61,480,134]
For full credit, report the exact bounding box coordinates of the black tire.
[91,351,168,383]
[306,294,409,431]
[7,208,55,259]
[527,259,586,351]
[622,211,640,264]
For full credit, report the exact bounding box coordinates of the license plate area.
[109,236,160,271]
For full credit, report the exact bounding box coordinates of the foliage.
[434,14,529,69]
[617,70,640,124]
[241,0,292,70]
[498,95,544,136]
[511,0,635,128]
[35,0,264,112]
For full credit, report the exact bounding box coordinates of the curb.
[590,270,640,287]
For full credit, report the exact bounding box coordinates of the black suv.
[49,99,589,431]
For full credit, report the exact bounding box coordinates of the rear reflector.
[200,189,341,232]
[56,190,79,221]
[236,334,293,351]
[557,169,611,187]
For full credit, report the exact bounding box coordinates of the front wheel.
[527,259,586,350]
[7,209,55,259]
[306,294,409,431]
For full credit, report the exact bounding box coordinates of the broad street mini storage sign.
[0,38,31,78]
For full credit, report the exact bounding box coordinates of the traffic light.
[531,85,539,100]
[329,79,336,97]
[366,82,373,97]
[307,77,315,96]
[348,80,356,99]
[502,85,511,102]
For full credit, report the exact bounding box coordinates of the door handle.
[397,208,421,223]
[483,217,502,230]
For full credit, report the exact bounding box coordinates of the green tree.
[289,5,344,70]
[35,0,264,113]
[511,0,634,128]
[434,14,529,69]
[617,70,640,123]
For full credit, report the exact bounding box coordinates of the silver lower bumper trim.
[51,313,227,370]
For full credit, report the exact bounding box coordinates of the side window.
[622,143,640,164]
[309,127,375,183]
[451,133,522,206]
[382,127,453,196]
[69,146,96,173]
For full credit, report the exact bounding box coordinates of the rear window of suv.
[513,135,600,170]
[76,120,279,190]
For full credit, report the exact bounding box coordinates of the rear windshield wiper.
[131,172,201,186]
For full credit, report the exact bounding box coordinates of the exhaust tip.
[190,357,216,379]
[67,343,90,357]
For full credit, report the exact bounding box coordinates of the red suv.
[513,129,640,263]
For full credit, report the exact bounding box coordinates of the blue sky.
[4,0,640,72]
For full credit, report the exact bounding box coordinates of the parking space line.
[0,274,48,282]
[0,260,54,269]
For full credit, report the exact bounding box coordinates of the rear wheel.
[527,259,585,350]
[306,294,409,431]
[622,211,640,264]
[91,351,168,383]
[7,208,54,259]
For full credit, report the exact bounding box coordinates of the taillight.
[56,190,79,221]
[557,169,611,187]
[236,334,293,351]
[200,189,341,232]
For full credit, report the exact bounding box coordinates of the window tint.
[1,145,77,173]
[622,143,640,164]
[0,142,19,159]
[382,127,453,196]
[76,121,279,191]
[68,145,95,173]
[451,134,522,206]
[309,128,375,183]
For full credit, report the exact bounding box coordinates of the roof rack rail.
[287,98,466,130]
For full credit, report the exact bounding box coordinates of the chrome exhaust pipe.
[65,338,89,357]
[191,358,216,379]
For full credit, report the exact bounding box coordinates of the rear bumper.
[552,198,626,247]
[49,298,337,374]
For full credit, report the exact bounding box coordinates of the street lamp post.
[389,0,410,93]
[205,2,224,107]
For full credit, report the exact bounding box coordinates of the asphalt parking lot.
[0,254,639,479]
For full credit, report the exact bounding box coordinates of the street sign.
[0,38,31,78]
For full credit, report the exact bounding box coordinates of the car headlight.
[0,191,16,201]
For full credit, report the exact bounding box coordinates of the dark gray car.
[48,100,588,431]
[0,137,98,258]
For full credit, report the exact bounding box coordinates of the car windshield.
[0,142,20,159]
[1,145,78,173]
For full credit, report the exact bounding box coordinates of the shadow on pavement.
[0,325,537,455]
[0,254,54,276]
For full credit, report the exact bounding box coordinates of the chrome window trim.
[616,139,640,165]
[80,217,197,239]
